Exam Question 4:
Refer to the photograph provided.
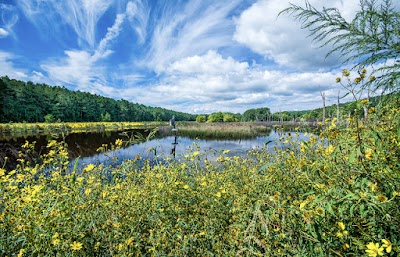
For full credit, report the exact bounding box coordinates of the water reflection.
[74,130,311,169]
[1,127,312,171]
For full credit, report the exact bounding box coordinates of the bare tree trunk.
[320,91,326,124]
[363,105,368,121]
[337,91,340,125]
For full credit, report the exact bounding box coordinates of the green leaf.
[326,203,335,216]
[397,127,400,142]
[258,163,275,173]
[73,157,80,174]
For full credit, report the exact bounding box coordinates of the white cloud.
[120,51,345,114]
[143,0,242,72]
[233,0,363,71]
[17,0,113,48]
[167,50,248,75]
[0,4,19,38]
[126,0,149,44]
[0,51,27,79]
[40,2,133,96]
[0,28,8,37]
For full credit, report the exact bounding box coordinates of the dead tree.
[320,91,326,124]
[337,91,340,125]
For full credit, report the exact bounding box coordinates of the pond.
[0,127,312,171]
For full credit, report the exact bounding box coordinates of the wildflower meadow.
[1,86,399,256]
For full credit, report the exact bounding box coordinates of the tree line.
[0,76,196,123]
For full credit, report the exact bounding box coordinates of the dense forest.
[1,76,397,124]
[0,76,196,123]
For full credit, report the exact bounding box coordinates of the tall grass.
[171,122,272,139]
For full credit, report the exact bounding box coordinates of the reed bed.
[173,122,272,139]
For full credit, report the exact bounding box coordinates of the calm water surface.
[0,128,312,170]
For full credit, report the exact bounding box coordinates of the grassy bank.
[0,121,165,135]
[0,99,399,256]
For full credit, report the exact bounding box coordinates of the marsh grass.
[171,122,272,139]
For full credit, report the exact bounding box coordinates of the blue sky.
[0,0,386,114]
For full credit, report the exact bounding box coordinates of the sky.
[0,0,392,114]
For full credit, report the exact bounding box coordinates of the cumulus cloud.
[233,0,362,71]
[120,51,344,113]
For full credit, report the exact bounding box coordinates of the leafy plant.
[279,0,400,93]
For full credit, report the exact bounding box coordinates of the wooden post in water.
[170,115,178,158]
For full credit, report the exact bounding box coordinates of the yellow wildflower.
[369,107,375,114]
[17,249,24,257]
[381,239,392,253]
[325,145,335,155]
[365,148,373,160]
[126,237,134,246]
[360,99,369,105]
[362,69,367,73]
[115,138,123,148]
[183,184,190,190]
[377,194,388,202]
[365,242,384,257]
[338,222,345,230]
[83,164,95,173]
[0,168,5,177]
[52,238,61,246]
[336,77,341,83]
[70,241,83,250]
[343,69,350,76]
[315,207,325,216]
[355,77,362,83]
[369,76,376,81]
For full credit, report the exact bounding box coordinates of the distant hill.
[0,76,196,123]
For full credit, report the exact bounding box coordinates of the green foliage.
[206,112,240,123]
[100,112,111,122]
[242,107,271,122]
[195,115,207,123]
[0,76,196,123]
[223,113,239,122]
[207,112,224,122]
[280,0,400,93]
[43,114,55,123]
